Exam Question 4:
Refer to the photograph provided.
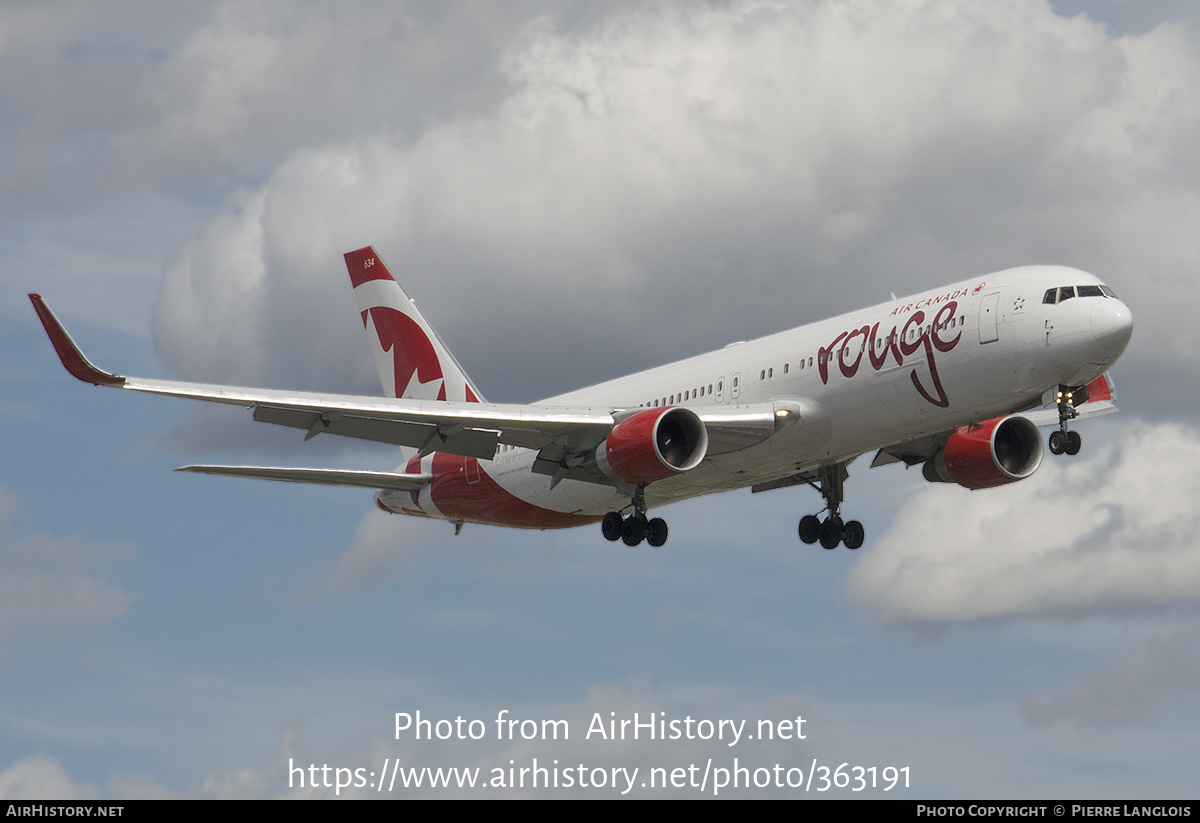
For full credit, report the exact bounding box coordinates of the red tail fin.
[344,247,484,402]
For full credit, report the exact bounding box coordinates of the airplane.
[29,247,1132,550]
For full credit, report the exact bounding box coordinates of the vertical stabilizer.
[344,247,485,403]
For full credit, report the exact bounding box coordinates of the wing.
[30,293,614,458]
[30,294,791,487]
[869,373,1120,469]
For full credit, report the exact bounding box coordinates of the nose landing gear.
[1049,385,1082,456]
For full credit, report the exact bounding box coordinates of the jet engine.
[596,407,709,484]
[922,415,1043,490]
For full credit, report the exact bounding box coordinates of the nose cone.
[1091,299,1133,357]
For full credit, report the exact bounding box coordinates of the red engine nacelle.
[923,415,1043,490]
[596,407,709,484]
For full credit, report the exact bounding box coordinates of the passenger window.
[784,363,789,374]
[768,368,773,378]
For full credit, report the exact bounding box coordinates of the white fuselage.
[379,265,1131,526]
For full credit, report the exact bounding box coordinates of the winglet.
[28,294,126,387]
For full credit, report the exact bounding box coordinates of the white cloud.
[0,488,133,645]
[311,505,435,597]
[0,3,555,206]
[0,755,96,800]
[0,749,272,800]
[847,421,1200,627]
[137,0,1194,418]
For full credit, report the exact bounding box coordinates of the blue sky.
[2,0,1199,798]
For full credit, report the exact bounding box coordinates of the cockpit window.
[1044,284,1117,304]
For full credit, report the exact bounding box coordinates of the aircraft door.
[978,292,1000,344]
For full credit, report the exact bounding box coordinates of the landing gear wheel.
[799,515,821,545]
[801,464,863,550]
[622,516,647,546]
[602,511,624,542]
[1065,430,1081,455]
[819,516,844,550]
[646,518,668,547]
[843,520,865,550]
[1048,430,1066,455]
[1052,384,1082,457]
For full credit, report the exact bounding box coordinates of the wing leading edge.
[28,294,792,487]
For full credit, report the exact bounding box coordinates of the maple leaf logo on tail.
[363,306,444,400]
[344,246,485,403]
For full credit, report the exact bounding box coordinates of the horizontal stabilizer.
[176,465,433,491]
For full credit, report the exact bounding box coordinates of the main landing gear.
[797,464,864,550]
[601,485,669,547]
[1048,385,1082,456]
